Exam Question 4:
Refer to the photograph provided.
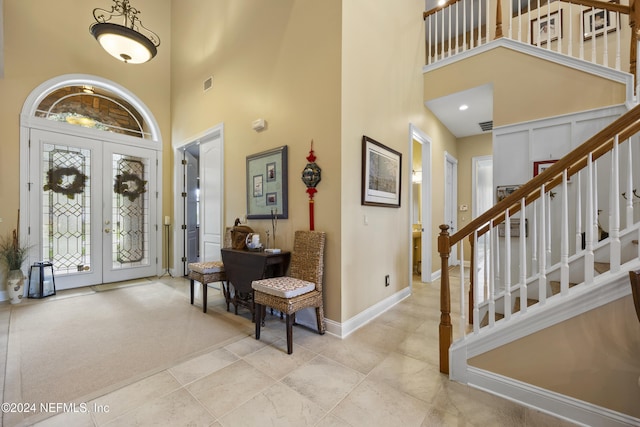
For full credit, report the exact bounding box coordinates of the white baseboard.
[465,367,639,427]
[320,286,412,338]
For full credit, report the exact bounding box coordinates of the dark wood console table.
[220,248,291,320]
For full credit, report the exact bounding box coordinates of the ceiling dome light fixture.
[90,0,160,64]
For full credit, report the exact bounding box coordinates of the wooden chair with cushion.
[188,227,233,313]
[252,230,326,354]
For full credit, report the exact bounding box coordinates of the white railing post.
[627,139,634,229]
[539,185,547,305]
[519,198,527,312]
[585,153,595,284]
[504,209,512,320]
[459,240,466,335]
[576,171,583,254]
[610,135,621,272]
[561,170,570,295]
[473,230,480,333]
[532,200,538,275]
[489,221,496,327]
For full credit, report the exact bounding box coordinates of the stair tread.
[479,311,505,328]
[549,281,578,295]
[594,262,610,274]
[513,297,538,313]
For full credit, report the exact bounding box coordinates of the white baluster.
[448,3,452,57]
[483,226,488,301]
[427,16,432,65]
[627,139,633,229]
[460,239,466,336]
[546,1,551,48]
[519,198,527,291]
[579,6,585,60]
[489,221,495,326]
[610,135,621,272]
[455,2,460,55]
[504,210,512,320]
[594,159,599,247]
[463,0,467,51]
[561,169,569,295]
[532,200,538,275]
[441,8,445,58]
[470,0,475,49]
[546,190,552,266]
[585,153,595,284]
[576,171,583,253]
[591,8,596,63]
[539,185,547,305]
[473,229,480,333]
[603,8,609,67]
[484,0,489,45]
[615,12,621,70]
[568,3,573,57]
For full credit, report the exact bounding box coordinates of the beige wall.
[0,0,171,266]
[340,0,457,320]
[469,295,640,418]
[170,1,342,319]
[424,47,627,128]
[456,133,493,260]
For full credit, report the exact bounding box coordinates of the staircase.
[437,103,640,426]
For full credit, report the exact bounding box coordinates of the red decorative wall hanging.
[301,140,322,230]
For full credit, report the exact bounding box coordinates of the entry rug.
[3,281,249,426]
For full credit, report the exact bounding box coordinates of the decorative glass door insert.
[34,129,157,289]
[42,144,92,274]
[110,154,149,268]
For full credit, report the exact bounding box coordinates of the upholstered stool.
[188,261,228,313]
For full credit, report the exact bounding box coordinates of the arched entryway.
[19,74,163,289]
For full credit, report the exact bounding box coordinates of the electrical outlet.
[385,274,390,287]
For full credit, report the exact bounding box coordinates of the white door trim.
[409,124,433,283]
[172,123,225,277]
[445,151,459,266]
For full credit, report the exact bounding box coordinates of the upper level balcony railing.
[424,0,637,81]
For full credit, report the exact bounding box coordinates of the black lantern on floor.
[28,262,56,299]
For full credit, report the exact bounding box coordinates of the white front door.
[30,129,158,289]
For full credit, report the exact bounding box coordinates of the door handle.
[104,228,111,234]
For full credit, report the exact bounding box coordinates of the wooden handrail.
[438,103,640,375]
[450,103,640,246]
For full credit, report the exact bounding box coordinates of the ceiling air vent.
[203,76,213,92]
[478,120,493,132]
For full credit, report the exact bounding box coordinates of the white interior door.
[199,133,223,262]
[185,150,199,264]
[445,152,458,266]
[30,129,158,289]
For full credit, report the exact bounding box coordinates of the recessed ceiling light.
[459,104,469,111]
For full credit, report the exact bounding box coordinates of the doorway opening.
[409,124,432,283]
[172,124,224,277]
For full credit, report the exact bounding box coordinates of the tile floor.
[19,275,575,427]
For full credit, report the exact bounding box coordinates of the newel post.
[438,224,453,375]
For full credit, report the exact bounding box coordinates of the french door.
[30,129,158,289]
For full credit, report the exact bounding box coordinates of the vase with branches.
[0,213,29,304]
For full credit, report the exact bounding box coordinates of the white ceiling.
[424,83,494,138]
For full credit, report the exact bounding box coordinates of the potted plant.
[0,218,29,304]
